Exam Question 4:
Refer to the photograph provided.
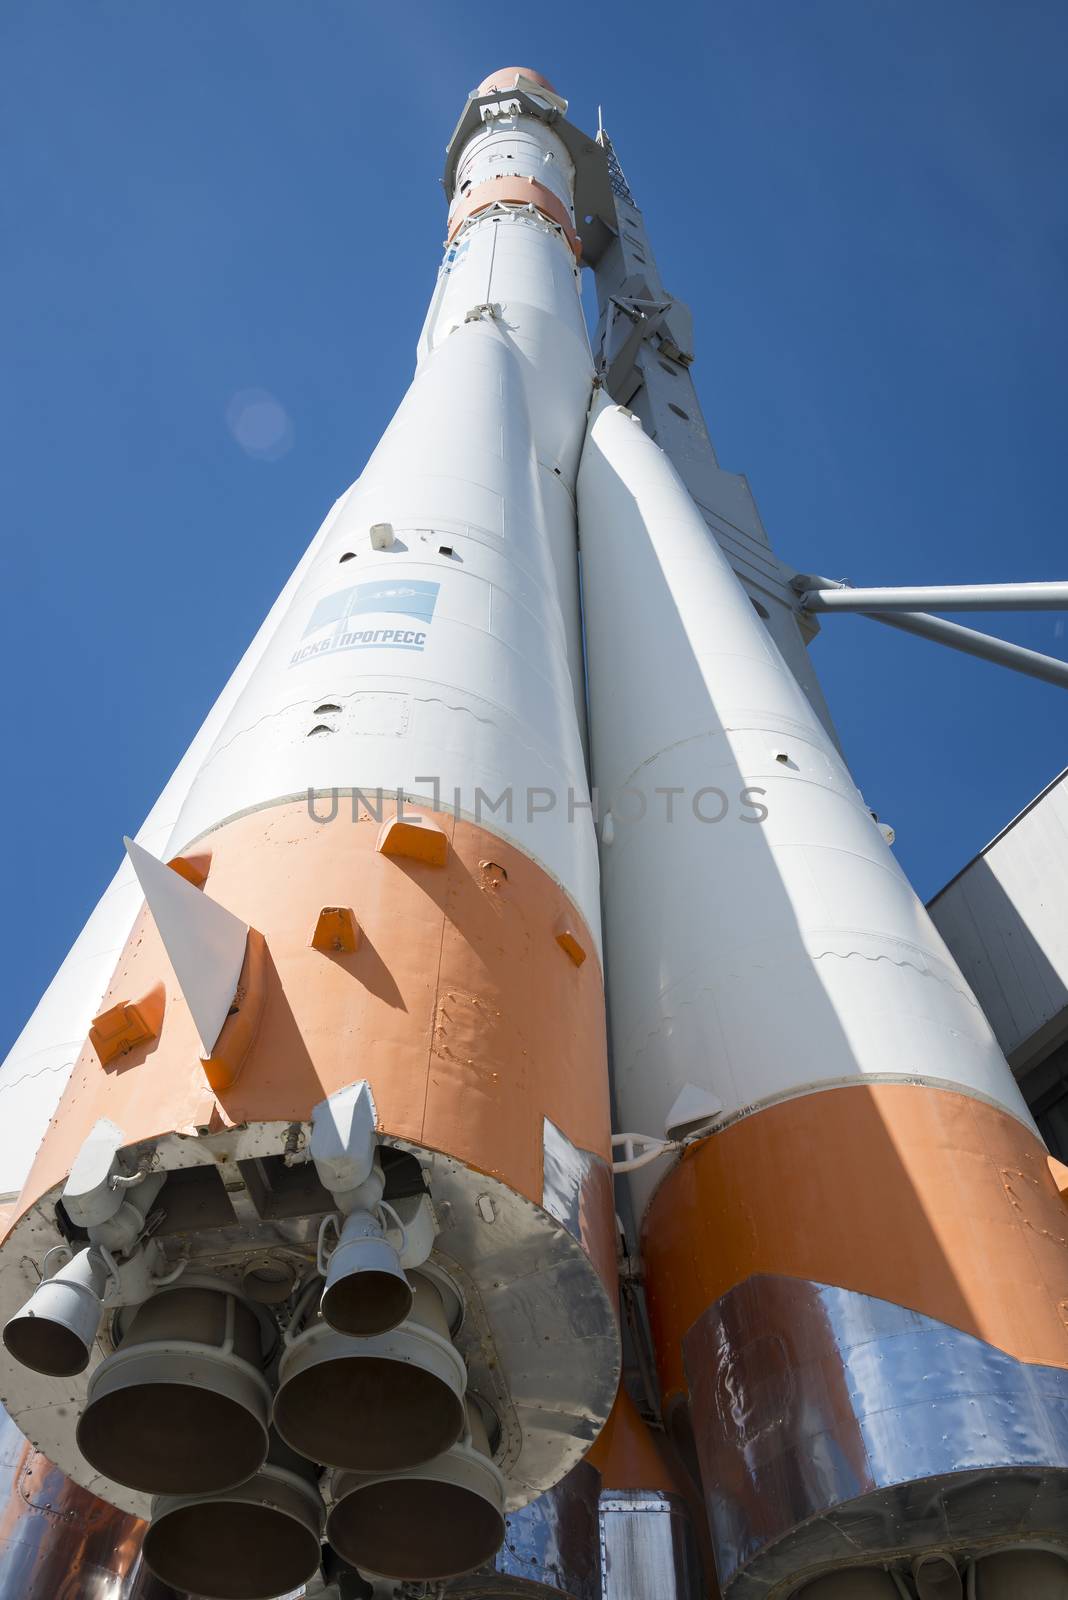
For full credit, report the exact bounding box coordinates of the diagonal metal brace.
[794,575,1068,689]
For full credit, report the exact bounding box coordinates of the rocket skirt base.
[684,1275,1068,1597]
[0,1127,619,1519]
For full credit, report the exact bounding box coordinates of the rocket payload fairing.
[0,61,1067,1600]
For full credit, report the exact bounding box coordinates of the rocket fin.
[664,1082,723,1140]
[123,837,249,1058]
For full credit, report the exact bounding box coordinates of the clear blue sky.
[2,0,1066,1056]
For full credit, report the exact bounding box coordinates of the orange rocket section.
[474,67,561,97]
[446,177,583,259]
[586,1386,678,1491]
[642,1082,1068,1411]
[14,797,615,1286]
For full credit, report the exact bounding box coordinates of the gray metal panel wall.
[929,770,1068,1072]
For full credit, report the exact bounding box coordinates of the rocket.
[0,63,619,1600]
[576,117,1068,1600]
[0,60,1066,1600]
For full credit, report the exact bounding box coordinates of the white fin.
[124,837,249,1058]
[664,1082,723,1140]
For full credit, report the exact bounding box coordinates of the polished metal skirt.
[684,1274,1068,1596]
[0,1406,178,1599]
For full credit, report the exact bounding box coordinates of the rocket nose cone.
[476,66,560,97]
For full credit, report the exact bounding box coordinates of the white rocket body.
[0,65,625,1600]
[578,391,1035,1213]
[577,161,1068,1600]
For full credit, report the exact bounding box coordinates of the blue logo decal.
[290,579,440,666]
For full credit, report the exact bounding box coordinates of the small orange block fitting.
[90,983,165,1065]
[377,812,449,867]
[310,906,361,953]
[1049,1156,1068,1207]
[555,922,587,967]
[167,852,212,887]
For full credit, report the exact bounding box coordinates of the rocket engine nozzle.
[972,1551,1068,1598]
[310,1086,418,1340]
[143,1433,324,1600]
[273,1269,466,1473]
[797,1574,903,1598]
[326,1398,505,1582]
[3,1246,107,1378]
[320,1208,413,1339]
[76,1282,272,1495]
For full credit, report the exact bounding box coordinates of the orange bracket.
[554,920,587,967]
[310,906,361,953]
[167,852,212,888]
[1049,1156,1068,1207]
[377,813,449,867]
[200,928,268,1095]
[90,984,166,1066]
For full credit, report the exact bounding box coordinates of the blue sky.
[1,0,1066,1054]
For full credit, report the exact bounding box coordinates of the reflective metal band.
[445,1459,602,1598]
[598,1489,702,1600]
[0,1406,175,1600]
[683,1276,1068,1597]
[541,1117,617,1288]
[444,1471,703,1599]
[447,176,582,258]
